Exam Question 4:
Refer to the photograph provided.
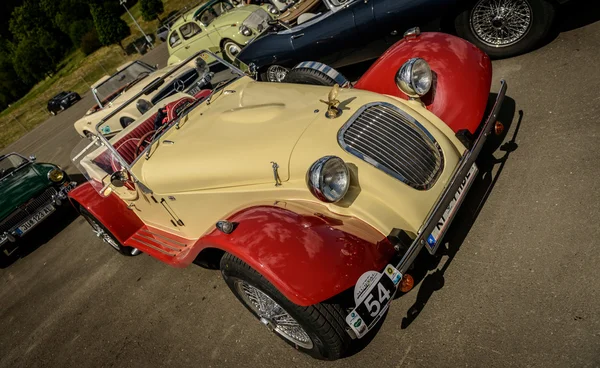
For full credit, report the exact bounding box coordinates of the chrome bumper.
[394,80,507,274]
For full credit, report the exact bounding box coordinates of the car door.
[168,29,187,62]
[289,5,360,67]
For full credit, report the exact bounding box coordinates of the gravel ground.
[1,12,599,368]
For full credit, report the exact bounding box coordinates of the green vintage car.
[0,153,76,258]
[167,0,274,65]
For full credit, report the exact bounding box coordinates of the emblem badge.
[174,79,186,92]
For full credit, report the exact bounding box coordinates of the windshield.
[196,1,233,25]
[72,50,245,196]
[0,154,28,180]
[93,61,155,105]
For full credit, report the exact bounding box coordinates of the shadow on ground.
[392,95,520,329]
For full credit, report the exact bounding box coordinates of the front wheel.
[220,253,351,360]
[80,207,140,257]
[221,39,243,62]
[455,0,556,59]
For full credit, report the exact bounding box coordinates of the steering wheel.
[134,130,157,159]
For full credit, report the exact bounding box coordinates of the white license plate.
[15,205,55,236]
[426,163,478,254]
[346,265,402,338]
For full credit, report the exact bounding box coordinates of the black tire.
[454,0,556,59]
[79,207,140,257]
[220,253,351,360]
[282,67,338,86]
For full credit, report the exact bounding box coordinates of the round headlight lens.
[239,25,252,36]
[395,58,432,97]
[48,169,65,183]
[136,99,153,114]
[307,156,350,203]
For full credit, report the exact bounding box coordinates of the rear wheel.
[220,253,351,360]
[221,39,242,62]
[455,0,556,59]
[80,207,140,257]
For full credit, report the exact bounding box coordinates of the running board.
[124,226,194,258]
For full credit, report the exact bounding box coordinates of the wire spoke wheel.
[266,65,289,82]
[84,215,121,251]
[234,279,314,349]
[470,0,533,47]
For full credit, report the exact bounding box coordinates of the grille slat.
[0,187,57,233]
[339,103,443,190]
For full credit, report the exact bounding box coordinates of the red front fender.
[354,32,492,134]
[68,182,144,244]
[195,203,396,306]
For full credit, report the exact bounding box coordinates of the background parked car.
[166,0,274,65]
[47,91,80,115]
[236,0,570,82]
[0,153,76,261]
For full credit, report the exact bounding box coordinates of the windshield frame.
[0,153,31,180]
[92,61,156,109]
[92,50,245,185]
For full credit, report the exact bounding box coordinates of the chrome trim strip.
[129,236,177,256]
[395,80,507,274]
[138,228,188,248]
[135,233,183,252]
[337,101,444,190]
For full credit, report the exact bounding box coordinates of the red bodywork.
[354,32,492,134]
[69,184,395,306]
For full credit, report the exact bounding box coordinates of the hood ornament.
[320,84,341,119]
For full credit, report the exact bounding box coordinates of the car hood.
[140,77,327,193]
[0,164,52,220]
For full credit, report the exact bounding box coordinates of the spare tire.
[283,62,349,86]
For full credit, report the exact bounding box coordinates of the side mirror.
[29,155,36,162]
[110,171,127,188]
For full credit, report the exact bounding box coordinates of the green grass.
[0,0,204,149]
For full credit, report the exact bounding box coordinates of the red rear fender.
[354,32,492,134]
[194,202,396,306]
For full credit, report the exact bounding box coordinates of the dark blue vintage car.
[237,0,569,82]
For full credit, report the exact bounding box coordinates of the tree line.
[0,0,164,111]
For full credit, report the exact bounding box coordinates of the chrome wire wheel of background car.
[234,279,314,349]
[222,39,242,62]
[469,0,533,48]
[266,65,289,83]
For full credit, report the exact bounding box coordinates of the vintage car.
[1,153,76,259]
[47,91,81,115]
[236,0,568,82]
[68,30,506,359]
[73,59,212,138]
[166,0,274,65]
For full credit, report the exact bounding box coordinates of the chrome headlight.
[307,156,350,203]
[267,4,279,14]
[136,99,153,114]
[48,168,65,183]
[239,25,252,36]
[395,58,432,97]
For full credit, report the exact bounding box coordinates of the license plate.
[426,163,478,254]
[15,205,55,236]
[62,181,77,194]
[346,265,402,338]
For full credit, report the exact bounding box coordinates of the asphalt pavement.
[1,18,600,368]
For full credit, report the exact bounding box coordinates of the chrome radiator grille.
[0,187,57,233]
[338,103,443,190]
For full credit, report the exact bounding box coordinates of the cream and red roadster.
[68,29,506,360]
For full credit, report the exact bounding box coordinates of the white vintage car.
[73,59,213,138]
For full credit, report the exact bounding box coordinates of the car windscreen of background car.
[0,155,27,179]
[94,62,154,104]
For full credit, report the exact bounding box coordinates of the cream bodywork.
[116,77,467,242]
[73,63,198,138]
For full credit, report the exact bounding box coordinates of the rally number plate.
[15,205,55,236]
[346,265,402,338]
[426,163,478,254]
